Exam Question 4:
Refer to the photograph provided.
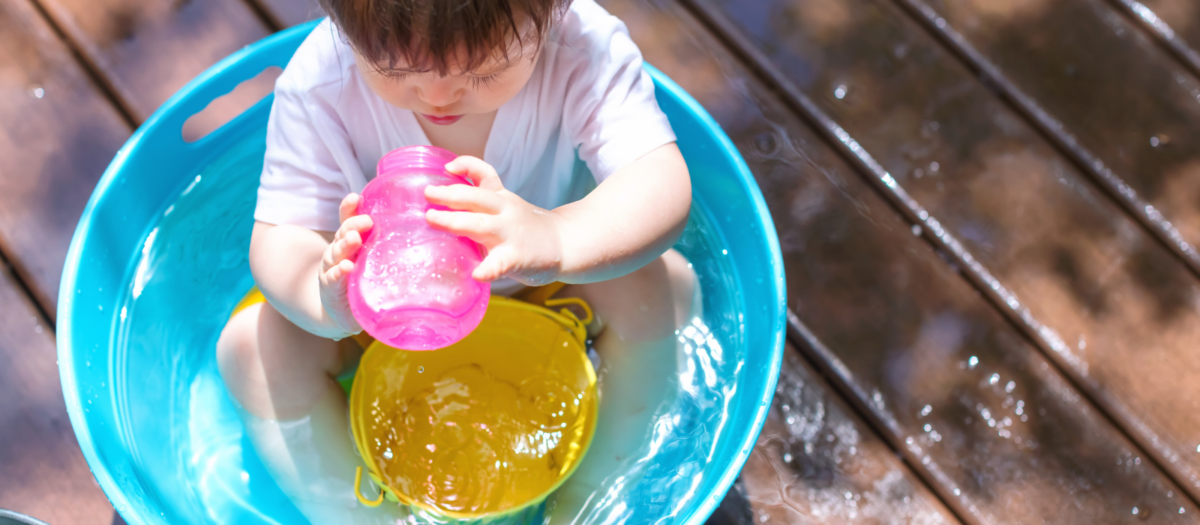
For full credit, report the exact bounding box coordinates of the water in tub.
[113,130,744,523]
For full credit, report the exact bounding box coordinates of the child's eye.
[469,73,500,89]
[379,69,409,81]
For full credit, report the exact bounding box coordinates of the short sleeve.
[255,85,352,232]
[561,5,677,182]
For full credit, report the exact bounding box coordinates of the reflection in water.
[365,361,591,515]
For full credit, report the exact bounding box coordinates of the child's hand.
[424,156,565,285]
[318,193,373,337]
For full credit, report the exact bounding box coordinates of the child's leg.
[217,302,350,420]
[217,303,401,523]
[550,249,697,518]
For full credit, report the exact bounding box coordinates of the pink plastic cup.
[347,146,490,350]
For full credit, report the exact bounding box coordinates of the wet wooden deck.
[3,0,1200,523]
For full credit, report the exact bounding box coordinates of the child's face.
[354,39,541,126]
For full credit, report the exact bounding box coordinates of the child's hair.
[319,0,571,76]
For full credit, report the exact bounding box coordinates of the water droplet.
[418,366,424,373]
[1005,381,1016,393]
[834,84,847,99]
[782,453,792,463]
[968,356,978,368]
[911,224,922,236]
[383,448,393,459]
[989,373,1000,385]
[930,161,940,172]
[920,404,932,417]
[28,85,44,99]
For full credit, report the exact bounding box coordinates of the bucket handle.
[354,466,385,507]
[545,297,593,344]
[545,297,594,325]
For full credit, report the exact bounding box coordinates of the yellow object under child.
[231,284,600,519]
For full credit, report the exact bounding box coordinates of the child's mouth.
[421,114,463,126]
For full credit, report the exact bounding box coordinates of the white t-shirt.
[255,0,676,235]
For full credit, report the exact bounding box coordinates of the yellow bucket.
[348,295,600,519]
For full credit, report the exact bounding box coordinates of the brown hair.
[319,0,570,76]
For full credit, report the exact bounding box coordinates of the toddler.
[217,0,695,521]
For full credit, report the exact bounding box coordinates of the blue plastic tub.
[58,21,784,524]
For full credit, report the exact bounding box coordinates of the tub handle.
[354,466,385,507]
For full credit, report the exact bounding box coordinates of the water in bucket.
[351,296,599,518]
[109,127,744,523]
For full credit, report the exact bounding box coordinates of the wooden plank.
[0,0,130,316]
[685,0,1200,509]
[893,0,1200,276]
[252,0,323,29]
[36,0,272,124]
[603,0,1200,521]
[0,258,114,523]
[739,348,959,524]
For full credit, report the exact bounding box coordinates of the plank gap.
[0,248,54,332]
[240,0,284,33]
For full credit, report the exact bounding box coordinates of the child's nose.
[419,80,461,108]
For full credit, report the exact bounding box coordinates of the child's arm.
[425,142,690,285]
[248,194,372,339]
